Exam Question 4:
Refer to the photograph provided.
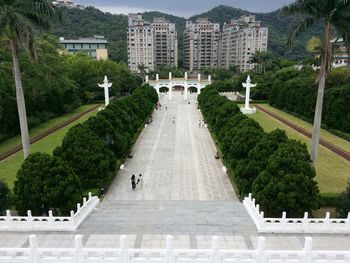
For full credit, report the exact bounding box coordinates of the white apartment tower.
[127,14,154,72]
[183,18,220,72]
[220,15,268,72]
[127,14,178,72]
[152,17,178,68]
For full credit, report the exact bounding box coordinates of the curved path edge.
[0,105,100,161]
[255,105,350,161]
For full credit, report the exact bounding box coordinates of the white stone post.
[208,75,212,84]
[198,73,201,82]
[346,213,350,231]
[185,72,188,80]
[48,210,54,225]
[98,75,112,107]
[281,212,287,229]
[77,203,81,212]
[198,86,201,95]
[29,235,40,263]
[156,74,159,81]
[210,236,220,263]
[184,84,188,101]
[88,192,92,200]
[75,235,84,263]
[303,212,309,231]
[169,72,172,80]
[5,210,11,228]
[303,237,312,263]
[324,212,331,231]
[120,235,129,263]
[256,237,266,263]
[145,75,149,83]
[83,197,87,205]
[165,235,174,263]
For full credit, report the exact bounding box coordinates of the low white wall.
[0,234,349,263]
[0,193,99,231]
[243,193,350,233]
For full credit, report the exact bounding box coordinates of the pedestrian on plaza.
[172,117,176,124]
[137,174,144,190]
[131,174,136,191]
[199,120,201,128]
[165,106,167,111]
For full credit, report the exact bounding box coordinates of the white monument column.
[185,72,188,80]
[208,75,212,84]
[156,74,159,82]
[169,72,173,101]
[145,75,149,83]
[198,85,201,95]
[198,73,201,82]
[169,72,172,80]
[240,75,257,114]
[98,75,112,106]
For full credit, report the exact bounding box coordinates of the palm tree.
[280,0,350,166]
[251,51,273,74]
[0,0,61,159]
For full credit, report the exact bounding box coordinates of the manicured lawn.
[250,109,350,194]
[258,104,350,153]
[0,104,98,155]
[0,109,98,189]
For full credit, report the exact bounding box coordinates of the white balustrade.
[0,234,350,263]
[243,193,350,233]
[0,192,99,231]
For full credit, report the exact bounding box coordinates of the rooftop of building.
[59,36,108,44]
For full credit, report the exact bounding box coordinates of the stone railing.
[0,234,350,263]
[0,193,99,231]
[243,193,350,233]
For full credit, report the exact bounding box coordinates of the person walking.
[131,174,136,191]
[137,174,144,190]
[172,117,176,124]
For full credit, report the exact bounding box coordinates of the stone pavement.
[1,91,350,250]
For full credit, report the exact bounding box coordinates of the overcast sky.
[75,0,295,18]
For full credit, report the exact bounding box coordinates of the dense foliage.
[0,35,140,143]
[0,181,12,216]
[13,85,158,214]
[14,153,82,216]
[198,87,320,216]
[269,67,350,134]
[49,5,322,66]
[336,183,350,217]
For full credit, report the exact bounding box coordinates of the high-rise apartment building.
[219,15,268,72]
[127,14,154,72]
[152,17,178,68]
[183,18,220,72]
[127,14,178,72]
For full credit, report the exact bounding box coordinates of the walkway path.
[1,92,349,250]
[255,105,350,161]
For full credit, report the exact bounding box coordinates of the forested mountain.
[50,5,322,65]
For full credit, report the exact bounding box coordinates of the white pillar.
[98,75,112,107]
[169,72,172,80]
[208,75,212,84]
[145,75,149,83]
[156,74,159,81]
[74,235,84,263]
[198,73,201,82]
[198,86,201,95]
[120,235,129,263]
[165,235,174,263]
[185,72,188,80]
[303,237,312,263]
[257,237,266,263]
[29,235,40,263]
[184,85,188,101]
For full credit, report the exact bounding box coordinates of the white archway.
[146,72,212,101]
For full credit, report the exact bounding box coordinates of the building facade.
[59,36,108,60]
[332,38,349,65]
[152,17,178,68]
[219,15,268,72]
[183,18,220,72]
[52,0,84,9]
[127,14,178,72]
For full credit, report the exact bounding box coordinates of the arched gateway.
[146,72,212,100]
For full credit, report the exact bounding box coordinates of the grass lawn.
[258,104,350,153]
[0,104,98,156]
[0,108,98,189]
[249,109,350,194]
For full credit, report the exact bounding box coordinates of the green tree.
[14,153,82,216]
[280,0,350,166]
[336,182,350,218]
[0,0,61,158]
[0,180,12,216]
[54,124,116,189]
[252,140,320,217]
[251,51,274,74]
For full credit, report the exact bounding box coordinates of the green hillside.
[50,5,323,65]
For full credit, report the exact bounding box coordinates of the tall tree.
[280,0,350,166]
[0,0,60,158]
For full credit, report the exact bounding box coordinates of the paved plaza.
[1,92,350,250]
